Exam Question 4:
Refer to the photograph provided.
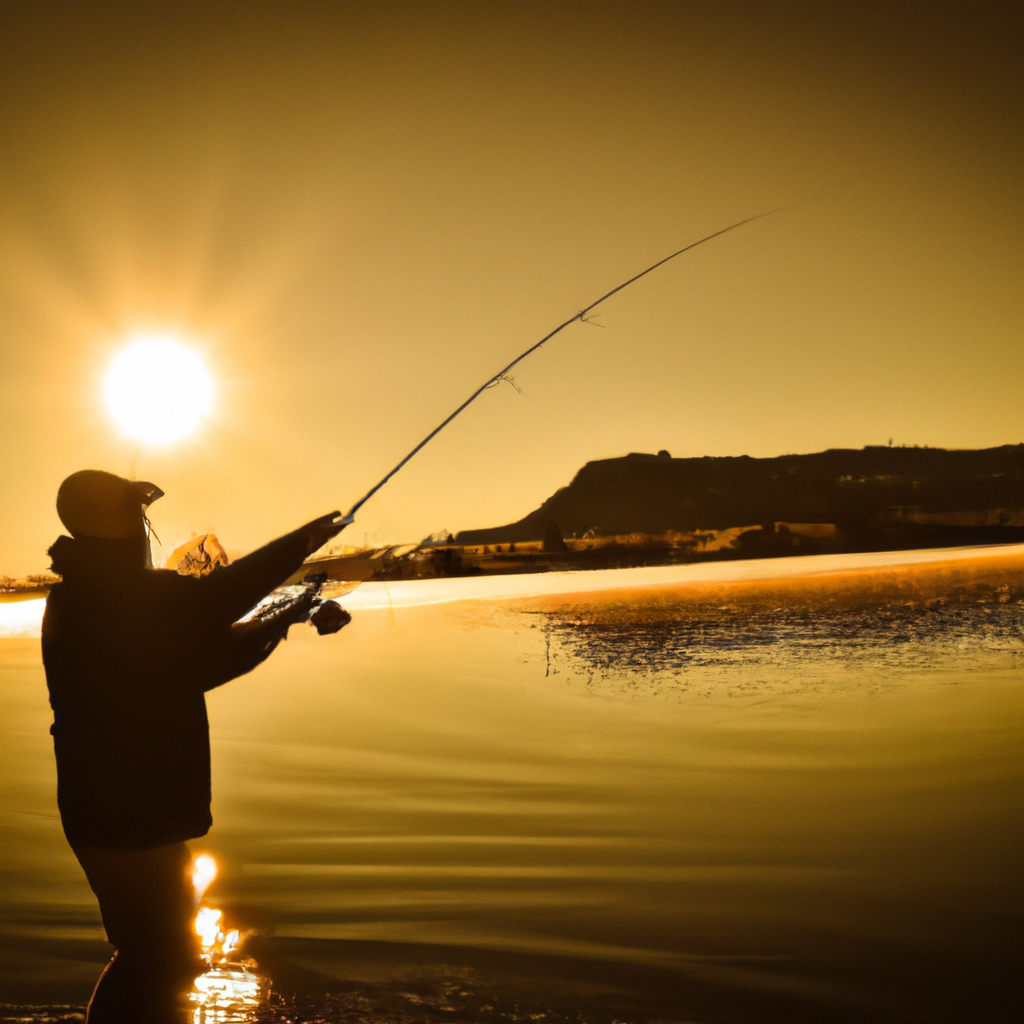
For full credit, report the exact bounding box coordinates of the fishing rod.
[336,205,797,530]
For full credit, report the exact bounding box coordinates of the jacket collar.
[48,534,150,581]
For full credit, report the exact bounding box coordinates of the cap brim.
[134,481,164,506]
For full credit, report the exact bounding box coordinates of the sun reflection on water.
[190,855,265,1022]
[191,964,262,1022]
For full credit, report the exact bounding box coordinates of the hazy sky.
[1,1,1021,574]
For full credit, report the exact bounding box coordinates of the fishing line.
[338,203,803,531]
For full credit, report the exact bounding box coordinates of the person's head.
[56,470,164,541]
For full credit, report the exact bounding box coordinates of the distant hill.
[455,445,1024,549]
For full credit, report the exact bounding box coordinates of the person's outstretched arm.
[192,513,345,625]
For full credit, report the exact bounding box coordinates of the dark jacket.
[41,530,308,850]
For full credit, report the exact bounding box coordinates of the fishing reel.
[252,571,351,635]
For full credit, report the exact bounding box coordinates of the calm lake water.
[1,548,1022,1022]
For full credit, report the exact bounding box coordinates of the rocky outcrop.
[456,445,1024,546]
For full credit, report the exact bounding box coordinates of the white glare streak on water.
[0,599,46,637]
[5,543,1024,636]
[340,542,1024,609]
[1,550,1022,1022]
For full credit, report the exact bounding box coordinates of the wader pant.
[74,843,202,1023]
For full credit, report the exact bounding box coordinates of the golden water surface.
[1,548,1022,1022]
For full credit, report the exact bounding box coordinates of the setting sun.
[104,335,213,445]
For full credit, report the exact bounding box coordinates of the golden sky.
[0,2,1021,575]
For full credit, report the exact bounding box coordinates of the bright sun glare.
[104,335,213,445]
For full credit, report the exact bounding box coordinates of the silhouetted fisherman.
[42,470,347,1022]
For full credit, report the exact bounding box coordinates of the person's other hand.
[298,512,345,556]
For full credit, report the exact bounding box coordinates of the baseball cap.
[56,470,164,540]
